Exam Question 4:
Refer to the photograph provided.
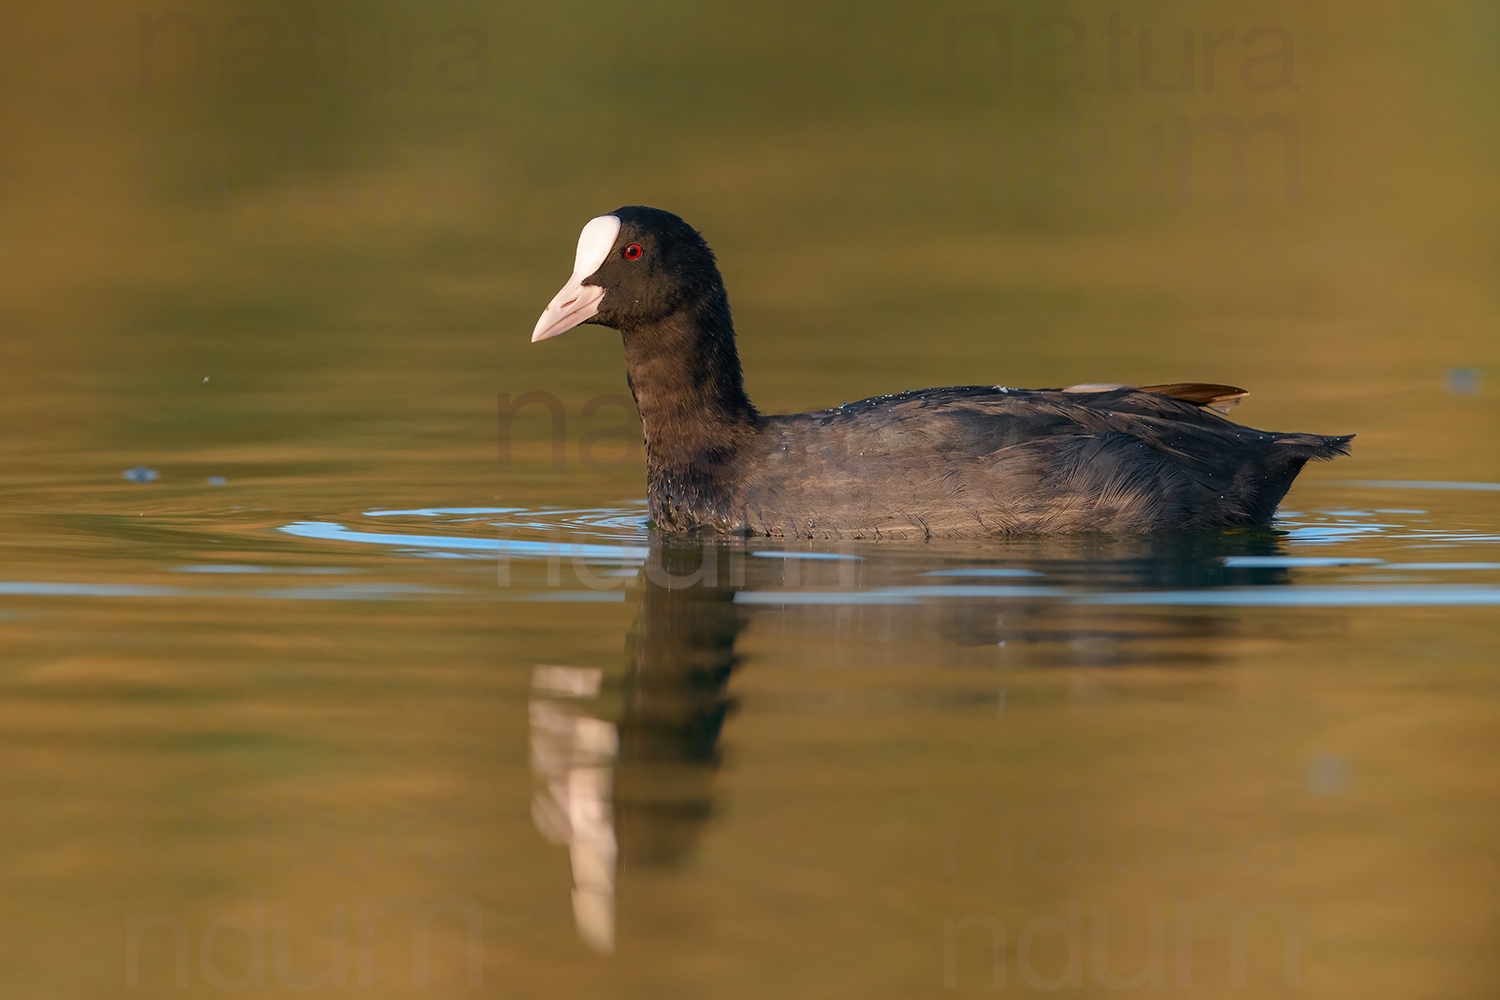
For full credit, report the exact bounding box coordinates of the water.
[2,474,1496,996]
[3,0,1499,995]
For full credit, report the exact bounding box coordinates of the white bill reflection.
[529,665,618,953]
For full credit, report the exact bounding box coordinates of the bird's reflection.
[530,528,1295,951]
[614,541,745,868]
[529,540,748,953]
[528,665,620,952]
[926,531,1295,666]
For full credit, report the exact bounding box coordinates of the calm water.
[2,0,1498,997]
[2,476,1496,997]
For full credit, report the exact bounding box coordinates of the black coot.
[530,207,1352,538]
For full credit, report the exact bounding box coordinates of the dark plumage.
[530,206,1352,538]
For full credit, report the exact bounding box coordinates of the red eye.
[623,243,642,260]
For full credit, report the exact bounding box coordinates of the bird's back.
[717,386,1350,538]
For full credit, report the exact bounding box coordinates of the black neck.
[620,288,759,483]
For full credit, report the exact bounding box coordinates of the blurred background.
[0,1,1496,997]
[1,0,1494,483]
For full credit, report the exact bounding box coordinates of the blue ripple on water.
[278,520,650,563]
[922,567,1046,577]
[1223,556,1385,568]
[1074,585,1500,607]
[1353,480,1500,492]
[734,584,1500,608]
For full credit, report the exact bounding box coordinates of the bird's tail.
[1274,433,1355,462]
[1247,433,1354,521]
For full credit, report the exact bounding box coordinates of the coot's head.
[531,206,725,342]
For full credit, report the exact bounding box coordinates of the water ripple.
[262,493,1500,608]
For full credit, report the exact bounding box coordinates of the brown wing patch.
[1137,382,1249,412]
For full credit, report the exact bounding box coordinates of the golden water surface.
[0,1,1496,997]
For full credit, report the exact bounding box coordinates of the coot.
[531,207,1351,538]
